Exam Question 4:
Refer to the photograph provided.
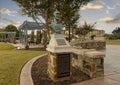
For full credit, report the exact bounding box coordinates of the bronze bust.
[50,9,63,34]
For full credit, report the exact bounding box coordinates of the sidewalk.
[20,54,47,85]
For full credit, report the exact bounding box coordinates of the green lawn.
[106,40,120,45]
[0,43,46,85]
[0,43,14,50]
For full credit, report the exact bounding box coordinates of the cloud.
[0,17,15,23]
[0,8,17,16]
[96,0,120,14]
[99,17,114,21]
[81,3,103,10]
[106,13,120,24]
[107,6,115,10]
[0,17,21,27]
[97,0,106,5]
[105,2,120,14]
[106,5,117,14]
[77,20,94,27]
[0,22,6,27]
[99,13,120,24]
[12,22,21,27]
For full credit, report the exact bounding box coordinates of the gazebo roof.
[19,21,45,30]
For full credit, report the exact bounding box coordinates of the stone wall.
[94,37,105,41]
[72,41,106,50]
[72,49,105,78]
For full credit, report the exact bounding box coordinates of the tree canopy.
[112,27,120,39]
[13,0,92,42]
[5,25,17,32]
[75,22,95,38]
[13,0,92,26]
[5,24,19,37]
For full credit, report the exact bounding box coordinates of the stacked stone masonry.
[72,41,106,50]
[72,49,105,78]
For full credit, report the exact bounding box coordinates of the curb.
[20,54,47,85]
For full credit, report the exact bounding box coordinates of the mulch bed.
[31,55,90,85]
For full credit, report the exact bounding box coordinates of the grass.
[0,43,14,50]
[0,43,46,85]
[106,40,120,45]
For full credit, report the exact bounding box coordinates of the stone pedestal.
[46,34,72,82]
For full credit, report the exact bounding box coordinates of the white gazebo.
[18,21,45,49]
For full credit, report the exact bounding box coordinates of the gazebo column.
[6,33,7,42]
[0,34,2,42]
[5,33,8,42]
[0,34,1,42]
[21,30,24,45]
[12,33,16,43]
[7,33,9,42]
[2,34,3,42]
[20,30,22,44]
[24,27,29,49]
[1,34,2,42]
[22,30,24,45]
[19,29,21,43]
[4,33,6,42]
[10,34,12,42]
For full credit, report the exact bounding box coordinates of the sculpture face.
[55,13,60,21]
[54,10,60,21]
[50,9,63,34]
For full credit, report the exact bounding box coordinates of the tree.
[75,22,95,39]
[30,31,35,43]
[13,0,92,43]
[13,0,55,41]
[5,24,19,37]
[105,34,116,40]
[36,30,42,44]
[112,27,120,39]
[91,34,96,40]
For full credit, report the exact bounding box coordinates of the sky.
[0,0,120,34]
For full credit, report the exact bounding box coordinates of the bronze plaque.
[57,54,70,78]
[56,39,66,45]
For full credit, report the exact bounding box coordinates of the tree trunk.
[68,25,71,42]
[43,11,51,48]
[46,20,50,40]
[71,27,75,39]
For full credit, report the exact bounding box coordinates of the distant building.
[0,28,4,32]
[86,29,105,41]
[87,29,105,37]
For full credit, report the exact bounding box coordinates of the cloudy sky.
[0,0,120,34]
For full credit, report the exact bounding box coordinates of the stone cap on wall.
[85,51,105,58]
[72,48,105,58]
[73,48,95,55]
